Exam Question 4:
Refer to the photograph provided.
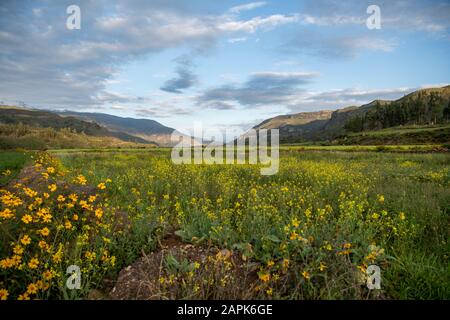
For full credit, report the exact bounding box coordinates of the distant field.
[280,144,446,152]
[48,143,447,156]
[351,124,450,135]
[334,124,450,145]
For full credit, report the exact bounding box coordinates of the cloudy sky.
[0,0,449,135]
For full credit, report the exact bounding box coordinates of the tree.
[443,100,450,122]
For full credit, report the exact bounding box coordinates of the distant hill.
[58,111,176,146]
[0,123,151,150]
[253,86,450,144]
[0,108,152,145]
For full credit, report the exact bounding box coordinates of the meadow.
[0,148,449,300]
[0,151,30,186]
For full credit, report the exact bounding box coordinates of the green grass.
[335,124,450,145]
[55,148,450,299]
[348,124,450,136]
[280,144,445,152]
[0,151,30,186]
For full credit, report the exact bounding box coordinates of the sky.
[0,0,449,136]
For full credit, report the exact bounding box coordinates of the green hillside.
[0,107,152,145]
[345,87,450,132]
[334,124,450,146]
[0,123,152,150]
[253,86,450,144]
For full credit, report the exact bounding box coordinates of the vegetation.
[253,86,450,144]
[335,124,450,146]
[345,90,450,133]
[0,152,30,186]
[0,124,152,150]
[0,107,152,144]
[1,149,448,300]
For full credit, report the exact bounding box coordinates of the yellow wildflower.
[0,288,8,300]
[97,182,106,190]
[46,167,55,174]
[13,245,24,255]
[27,283,38,295]
[28,257,39,269]
[74,175,87,185]
[39,227,50,237]
[0,208,14,219]
[95,208,103,219]
[20,235,31,246]
[259,272,270,282]
[21,214,33,224]
[42,270,53,281]
[39,240,49,251]
[18,293,30,300]
[301,270,310,280]
[42,213,52,223]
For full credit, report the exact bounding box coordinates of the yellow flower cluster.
[0,153,116,300]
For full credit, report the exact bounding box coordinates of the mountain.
[254,110,333,142]
[253,86,450,143]
[0,123,153,150]
[0,107,152,145]
[58,111,176,146]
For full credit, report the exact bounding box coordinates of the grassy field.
[333,124,450,145]
[0,151,30,186]
[0,148,449,300]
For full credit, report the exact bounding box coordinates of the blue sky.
[0,0,449,135]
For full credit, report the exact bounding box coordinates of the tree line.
[345,91,450,132]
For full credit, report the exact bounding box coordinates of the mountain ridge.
[57,111,176,146]
[253,86,450,143]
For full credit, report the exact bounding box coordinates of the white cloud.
[298,14,365,26]
[218,14,300,33]
[228,37,247,43]
[229,2,267,14]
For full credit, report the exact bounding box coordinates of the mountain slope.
[254,110,333,142]
[253,86,450,143]
[0,108,151,144]
[0,123,151,150]
[58,111,176,146]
